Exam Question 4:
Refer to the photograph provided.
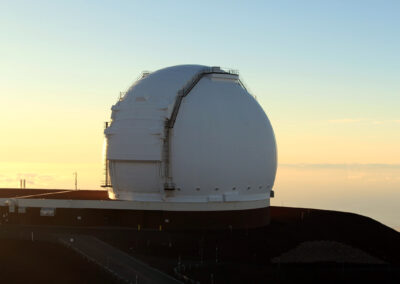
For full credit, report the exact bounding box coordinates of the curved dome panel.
[171,73,277,202]
[104,65,277,211]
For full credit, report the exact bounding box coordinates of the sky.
[0,1,399,230]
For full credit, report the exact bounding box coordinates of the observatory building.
[104,65,277,227]
[0,65,276,231]
[0,66,396,282]
[0,65,397,284]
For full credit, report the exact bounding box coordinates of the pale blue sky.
[1,0,399,115]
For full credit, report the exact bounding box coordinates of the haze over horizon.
[1,1,399,230]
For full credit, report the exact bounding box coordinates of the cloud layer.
[328,119,400,125]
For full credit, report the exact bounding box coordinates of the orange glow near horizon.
[0,99,399,231]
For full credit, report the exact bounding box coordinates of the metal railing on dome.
[118,91,127,101]
[167,67,243,129]
[134,70,151,82]
[117,71,152,103]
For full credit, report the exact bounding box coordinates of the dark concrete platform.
[0,188,270,230]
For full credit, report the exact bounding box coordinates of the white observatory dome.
[104,65,277,214]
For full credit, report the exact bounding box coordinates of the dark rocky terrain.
[0,205,398,283]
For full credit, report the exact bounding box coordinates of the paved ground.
[59,235,181,284]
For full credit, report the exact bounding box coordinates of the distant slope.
[269,206,400,264]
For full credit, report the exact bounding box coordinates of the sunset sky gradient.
[0,0,399,230]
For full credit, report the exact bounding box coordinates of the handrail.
[118,91,127,101]
[117,71,152,103]
[167,67,241,129]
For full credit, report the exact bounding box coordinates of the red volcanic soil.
[0,239,116,283]
[0,188,109,200]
